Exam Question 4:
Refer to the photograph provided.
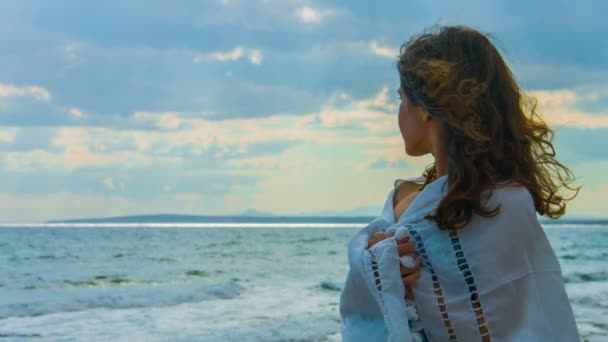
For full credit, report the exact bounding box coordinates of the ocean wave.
[0,279,245,319]
[295,237,331,243]
[184,270,211,278]
[318,281,342,292]
[30,255,58,260]
[8,254,80,262]
[147,257,176,263]
[60,277,160,288]
[560,252,608,261]
[0,332,42,338]
[564,271,608,283]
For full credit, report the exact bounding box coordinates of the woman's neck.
[432,146,448,178]
[430,122,448,177]
[435,160,448,178]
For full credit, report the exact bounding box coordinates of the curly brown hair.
[397,25,580,230]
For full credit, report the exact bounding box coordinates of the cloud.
[0,127,18,143]
[0,82,96,126]
[0,86,401,172]
[212,46,245,62]
[529,89,608,128]
[4,86,605,173]
[369,41,399,58]
[194,46,264,65]
[133,112,184,130]
[0,127,57,152]
[247,49,264,65]
[69,107,84,118]
[63,42,85,67]
[103,177,115,190]
[2,127,160,171]
[298,86,398,133]
[227,156,282,170]
[296,6,334,23]
[368,157,407,169]
[0,83,52,102]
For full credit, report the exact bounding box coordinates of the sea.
[0,219,606,341]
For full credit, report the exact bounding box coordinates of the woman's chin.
[404,145,416,156]
[404,146,426,157]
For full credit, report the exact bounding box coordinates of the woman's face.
[397,87,431,156]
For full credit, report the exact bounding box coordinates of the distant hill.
[46,205,384,224]
[46,212,607,225]
[46,213,377,224]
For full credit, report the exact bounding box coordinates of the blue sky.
[0,0,607,222]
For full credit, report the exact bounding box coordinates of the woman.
[339,25,581,342]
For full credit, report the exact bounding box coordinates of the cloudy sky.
[0,0,606,222]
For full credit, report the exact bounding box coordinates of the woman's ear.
[420,109,432,122]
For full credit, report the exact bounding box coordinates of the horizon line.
[0,221,607,229]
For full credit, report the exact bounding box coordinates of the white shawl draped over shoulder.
[339,175,580,342]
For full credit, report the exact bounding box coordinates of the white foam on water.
[566,281,608,340]
[0,281,343,341]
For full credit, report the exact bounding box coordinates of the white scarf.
[339,175,580,341]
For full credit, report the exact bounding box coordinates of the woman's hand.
[367,231,390,249]
[367,232,421,299]
[398,235,420,300]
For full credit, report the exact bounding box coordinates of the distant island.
[46,213,377,224]
[46,212,608,225]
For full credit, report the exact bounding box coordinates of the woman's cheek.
[398,105,407,135]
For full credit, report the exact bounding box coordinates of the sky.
[0,0,607,222]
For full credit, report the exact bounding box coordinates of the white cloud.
[212,46,245,62]
[0,127,18,143]
[3,149,62,171]
[0,83,52,101]
[64,42,84,66]
[4,87,603,176]
[297,6,334,23]
[69,107,84,118]
[528,89,608,128]
[299,86,398,133]
[194,46,263,65]
[157,113,183,129]
[132,111,184,130]
[369,41,398,58]
[227,156,282,169]
[126,88,401,162]
[248,49,264,65]
[103,177,115,190]
[1,127,169,171]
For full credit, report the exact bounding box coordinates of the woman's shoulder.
[393,175,425,189]
[392,176,425,204]
[485,181,536,216]
[468,182,540,239]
